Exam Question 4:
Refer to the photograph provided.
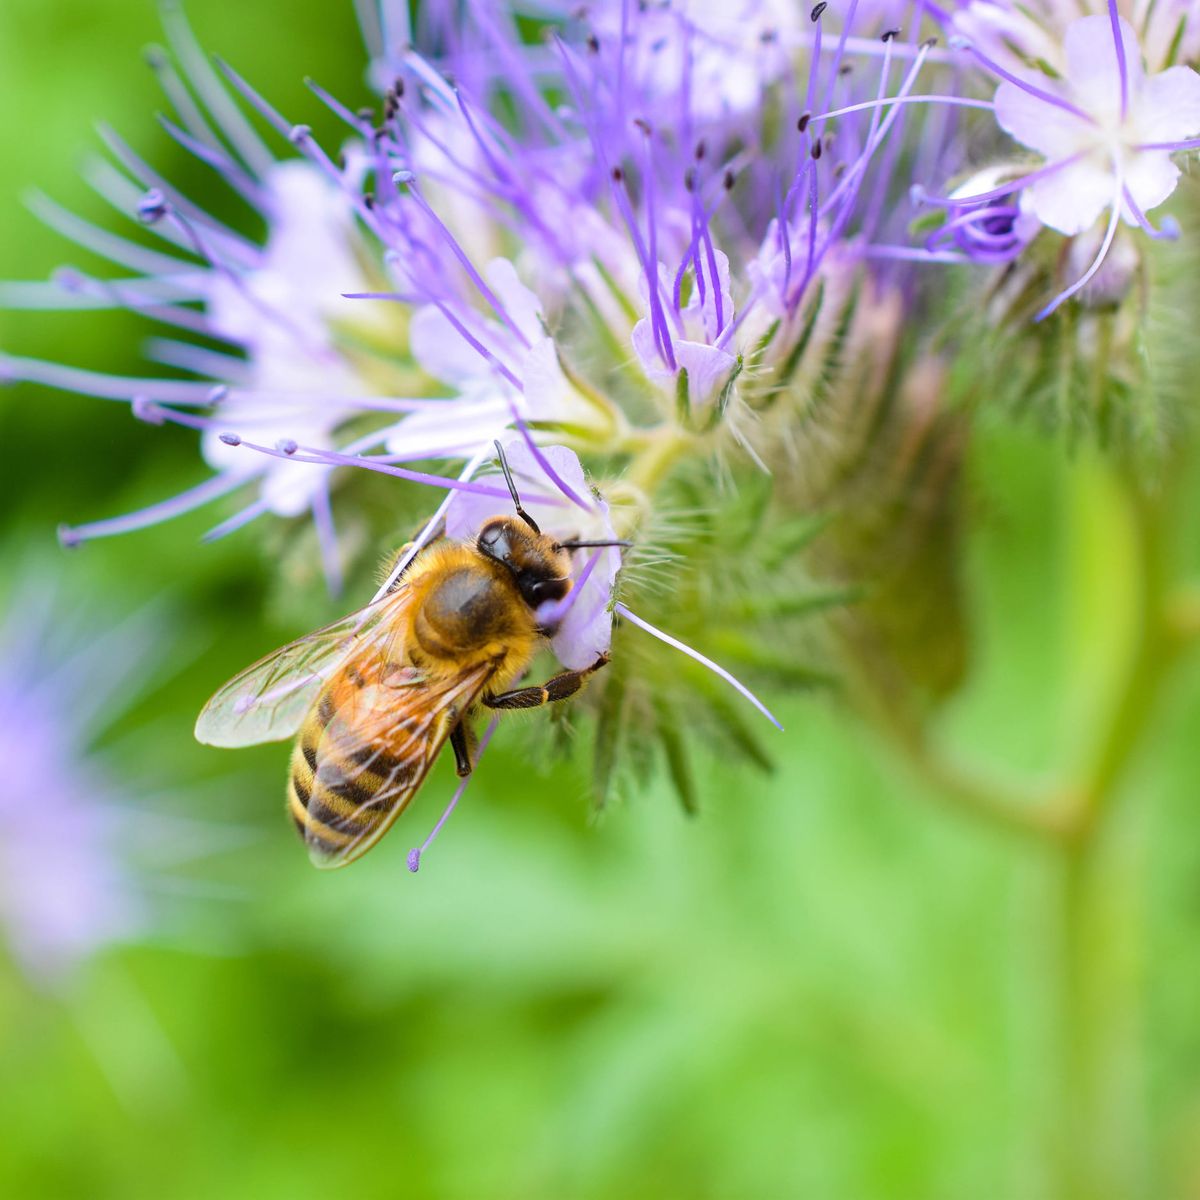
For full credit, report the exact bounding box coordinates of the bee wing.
[194,587,417,748]
[298,659,499,869]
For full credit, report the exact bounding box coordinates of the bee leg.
[482,653,610,711]
[449,720,474,777]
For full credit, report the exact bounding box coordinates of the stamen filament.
[407,718,499,872]
[614,604,783,730]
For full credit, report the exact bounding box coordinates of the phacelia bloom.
[12,0,1198,859]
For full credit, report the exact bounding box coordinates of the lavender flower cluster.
[4,0,1199,837]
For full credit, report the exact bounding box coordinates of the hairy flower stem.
[1049,465,1190,1200]
[882,459,1193,1199]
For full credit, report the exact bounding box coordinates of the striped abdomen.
[286,659,434,865]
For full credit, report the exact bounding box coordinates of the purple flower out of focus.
[0,574,144,983]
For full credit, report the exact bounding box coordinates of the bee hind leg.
[482,653,610,711]
[449,720,475,777]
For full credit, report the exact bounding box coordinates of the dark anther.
[586,33,600,53]
[393,78,405,97]
[811,140,823,160]
[759,28,778,43]
[633,116,652,135]
[811,2,827,21]
[611,165,624,183]
[694,139,706,160]
[882,28,900,42]
[723,168,735,190]
[797,112,810,133]
[364,194,376,210]
[839,63,853,75]
[137,189,169,224]
[357,106,375,122]
[922,36,940,48]
[684,166,697,193]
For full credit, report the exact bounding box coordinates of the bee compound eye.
[529,577,570,605]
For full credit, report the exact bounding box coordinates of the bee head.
[476,516,572,608]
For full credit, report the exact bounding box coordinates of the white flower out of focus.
[203,161,377,518]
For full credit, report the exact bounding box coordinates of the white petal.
[1134,65,1200,143]
[1027,159,1115,235]
[261,459,332,518]
[631,317,672,381]
[551,539,621,669]
[383,399,508,459]
[675,340,739,408]
[1123,151,1181,218]
[1065,15,1144,120]
[483,258,544,345]
[409,304,501,386]
[994,80,1091,158]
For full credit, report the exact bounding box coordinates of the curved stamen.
[1107,0,1129,122]
[614,603,783,730]
[406,718,499,873]
[58,471,247,546]
[913,154,1084,208]
[811,94,993,122]
[1035,177,1125,320]
[956,41,1094,125]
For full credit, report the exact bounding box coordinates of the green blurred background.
[2,3,1200,1198]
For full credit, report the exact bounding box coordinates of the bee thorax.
[414,565,527,660]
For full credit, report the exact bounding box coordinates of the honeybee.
[195,443,622,869]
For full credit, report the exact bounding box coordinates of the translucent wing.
[292,657,499,869]
[194,586,417,748]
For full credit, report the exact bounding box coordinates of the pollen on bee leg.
[407,718,499,875]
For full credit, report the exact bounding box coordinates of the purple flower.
[992,15,1200,237]
[0,573,145,983]
[927,3,1200,315]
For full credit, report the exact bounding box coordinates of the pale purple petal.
[484,258,544,345]
[261,457,334,518]
[410,304,487,385]
[631,316,664,380]
[1064,15,1143,120]
[993,79,1091,158]
[1122,152,1181,220]
[1135,66,1200,142]
[551,545,620,669]
[383,396,510,459]
[1028,159,1115,235]
[675,340,739,408]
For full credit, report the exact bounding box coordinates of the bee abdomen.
[286,723,415,858]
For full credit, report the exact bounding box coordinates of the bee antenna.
[493,439,540,533]
[557,539,633,550]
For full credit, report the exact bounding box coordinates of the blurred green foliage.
[1,4,1199,1199]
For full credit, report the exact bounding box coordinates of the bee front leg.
[449,720,475,777]
[482,653,610,711]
